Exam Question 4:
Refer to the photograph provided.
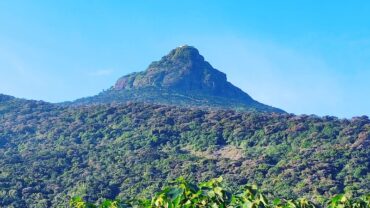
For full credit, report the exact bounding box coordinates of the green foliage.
[70,177,370,208]
[327,194,370,208]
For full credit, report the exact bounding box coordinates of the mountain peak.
[165,45,203,62]
[114,46,230,95]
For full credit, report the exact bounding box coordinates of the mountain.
[0,47,368,207]
[0,99,369,207]
[0,94,14,102]
[71,46,284,113]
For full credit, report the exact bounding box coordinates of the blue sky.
[1,0,370,117]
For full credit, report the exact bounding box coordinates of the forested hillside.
[0,96,369,207]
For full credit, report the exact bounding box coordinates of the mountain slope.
[0,99,369,207]
[71,46,283,113]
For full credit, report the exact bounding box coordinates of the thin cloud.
[88,69,114,76]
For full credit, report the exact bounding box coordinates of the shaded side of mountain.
[70,87,282,112]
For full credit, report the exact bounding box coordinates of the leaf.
[166,188,184,200]
[273,198,281,205]
[259,194,268,205]
[214,187,224,198]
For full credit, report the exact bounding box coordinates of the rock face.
[114,46,250,100]
[71,45,284,113]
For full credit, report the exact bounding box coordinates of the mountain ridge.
[0,94,15,102]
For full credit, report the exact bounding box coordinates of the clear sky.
[1,0,370,118]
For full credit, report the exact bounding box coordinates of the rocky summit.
[72,45,284,113]
[115,45,246,98]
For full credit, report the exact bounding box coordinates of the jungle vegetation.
[0,95,369,207]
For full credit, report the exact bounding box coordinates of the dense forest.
[0,94,369,207]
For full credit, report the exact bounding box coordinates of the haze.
[1,0,370,118]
